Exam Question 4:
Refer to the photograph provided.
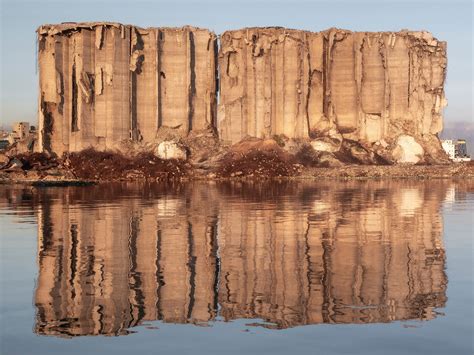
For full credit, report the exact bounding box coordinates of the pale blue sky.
[0,0,472,127]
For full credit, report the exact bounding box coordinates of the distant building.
[441,140,455,160]
[13,122,30,139]
[7,122,35,145]
[455,139,468,158]
[441,139,471,162]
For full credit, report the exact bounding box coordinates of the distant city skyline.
[1,0,472,126]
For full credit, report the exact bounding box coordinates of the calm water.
[0,181,472,355]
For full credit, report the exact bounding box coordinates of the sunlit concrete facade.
[37,23,447,162]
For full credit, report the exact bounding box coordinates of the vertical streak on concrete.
[132,28,160,142]
[255,49,264,137]
[330,32,358,134]
[112,26,131,147]
[79,29,96,150]
[58,34,71,151]
[300,32,310,139]
[104,27,116,149]
[274,35,284,136]
[270,41,277,136]
[161,29,188,130]
[360,34,385,142]
[71,31,82,151]
[53,35,65,152]
[94,28,107,149]
[385,34,410,137]
[188,31,196,131]
[246,33,254,138]
[307,33,325,135]
[157,30,163,129]
[284,36,297,138]
[38,34,58,153]
[130,28,138,142]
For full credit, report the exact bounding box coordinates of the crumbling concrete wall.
[37,23,217,155]
[218,27,447,146]
[37,23,447,162]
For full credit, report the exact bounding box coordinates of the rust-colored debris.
[66,149,188,181]
[216,139,303,178]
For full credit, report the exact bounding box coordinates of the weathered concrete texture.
[37,23,217,155]
[37,23,448,163]
[218,27,447,148]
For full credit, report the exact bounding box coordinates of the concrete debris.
[6,158,24,170]
[0,154,9,169]
[36,23,449,165]
[378,139,389,148]
[217,139,301,178]
[392,135,424,164]
[4,135,37,157]
[310,138,341,153]
[318,152,345,168]
[1,147,473,184]
[155,141,187,160]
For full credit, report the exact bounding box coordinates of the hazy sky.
[0,0,472,127]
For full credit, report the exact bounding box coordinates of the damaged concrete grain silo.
[218,27,448,163]
[37,23,448,165]
[37,22,217,155]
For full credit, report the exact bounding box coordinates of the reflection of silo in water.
[326,185,445,323]
[32,181,448,336]
[34,188,219,337]
[35,201,141,336]
[217,182,447,327]
[217,203,310,328]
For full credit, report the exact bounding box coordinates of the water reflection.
[1,181,454,336]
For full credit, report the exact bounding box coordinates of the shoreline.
[2,163,473,186]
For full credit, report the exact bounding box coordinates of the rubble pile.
[66,149,189,181]
[0,149,189,183]
[0,141,472,184]
[216,139,302,178]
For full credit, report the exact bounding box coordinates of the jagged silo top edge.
[36,22,444,45]
[36,22,217,36]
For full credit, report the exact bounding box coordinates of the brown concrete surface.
[37,23,217,154]
[218,28,447,159]
[36,23,448,165]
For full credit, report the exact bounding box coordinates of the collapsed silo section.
[37,23,217,155]
[217,27,447,160]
